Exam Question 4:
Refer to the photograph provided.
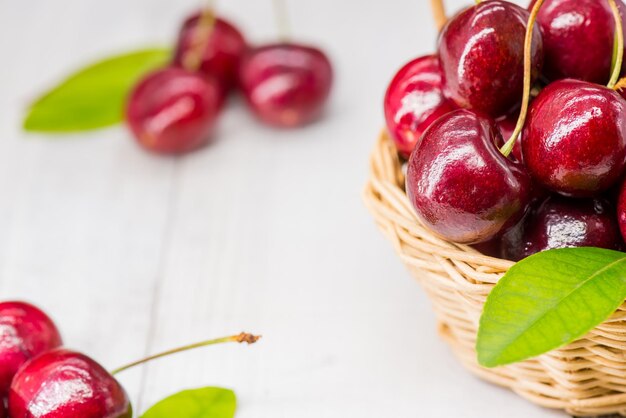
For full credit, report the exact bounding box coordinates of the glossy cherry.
[439,0,543,117]
[523,79,626,197]
[501,195,622,261]
[9,348,131,418]
[173,14,247,93]
[384,55,457,158]
[406,109,531,244]
[529,0,626,83]
[0,301,62,397]
[239,43,333,128]
[126,67,223,155]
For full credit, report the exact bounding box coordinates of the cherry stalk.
[608,0,625,89]
[499,0,544,158]
[112,332,261,375]
[182,0,217,72]
[430,0,447,31]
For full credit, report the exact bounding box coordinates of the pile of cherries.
[126,9,333,155]
[0,301,132,417]
[385,0,626,260]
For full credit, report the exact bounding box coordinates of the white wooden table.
[0,1,566,416]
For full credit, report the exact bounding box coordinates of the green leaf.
[477,247,626,368]
[23,48,170,133]
[141,387,236,418]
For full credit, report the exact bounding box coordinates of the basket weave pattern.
[364,131,626,417]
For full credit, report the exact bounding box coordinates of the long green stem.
[183,0,217,72]
[500,0,544,158]
[111,333,261,376]
[608,0,624,89]
[273,0,291,41]
[430,0,447,31]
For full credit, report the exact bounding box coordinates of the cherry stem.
[429,0,447,31]
[111,332,261,376]
[182,1,217,72]
[499,0,544,158]
[614,76,626,91]
[608,0,624,89]
[273,0,292,41]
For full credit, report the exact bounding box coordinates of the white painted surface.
[0,0,566,416]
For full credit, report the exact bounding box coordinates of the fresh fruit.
[406,109,531,244]
[173,13,247,92]
[126,67,223,155]
[9,348,132,418]
[522,79,626,197]
[529,0,626,83]
[239,43,333,127]
[501,195,622,261]
[438,0,543,117]
[0,301,62,396]
[383,55,457,158]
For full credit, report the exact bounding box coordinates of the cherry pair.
[386,0,626,259]
[127,11,333,155]
[0,301,130,417]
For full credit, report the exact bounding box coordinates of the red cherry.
[173,14,247,93]
[239,43,333,128]
[0,301,62,397]
[9,348,131,418]
[502,195,623,261]
[406,109,531,244]
[529,0,626,83]
[439,0,543,117]
[126,67,223,155]
[523,79,626,197]
[383,55,457,159]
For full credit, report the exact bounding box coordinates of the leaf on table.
[23,48,170,133]
[141,387,236,418]
[477,247,626,368]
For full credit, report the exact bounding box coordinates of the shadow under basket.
[363,130,626,417]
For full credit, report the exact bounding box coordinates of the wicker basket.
[364,130,626,417]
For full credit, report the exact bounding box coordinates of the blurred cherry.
[0,301,62,397]
[173,13,247,93]
[239,43,333,128]
[9,348,131,418]
[384,55,457,159]
[126,67,223,155]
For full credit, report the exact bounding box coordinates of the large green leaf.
[477,247,626,368]
[23,48,170,133]
[141,387,236,418]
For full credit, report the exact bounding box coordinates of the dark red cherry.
[0,301,62,397]
[9,348,131,418]
[406,109,531,244]
[523,79,626,197]
[439,0,543,117]
[126,67,223,155]
[239,43,333,128]
[173,14,247,93]
[529,0,626,83]
[501,195,622,261]
[384,55,457,159]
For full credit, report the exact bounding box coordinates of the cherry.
[529,0,626,84]
[438,0,543,117]
[383,55,457,159]
[522,79,626,197]
[501,195,622,261]
[9,348,131,418]
[126,67,223,155]
[173,13,247,93]
[239,43,333,128]
[0,301,62,397]
[406,109,531,244]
